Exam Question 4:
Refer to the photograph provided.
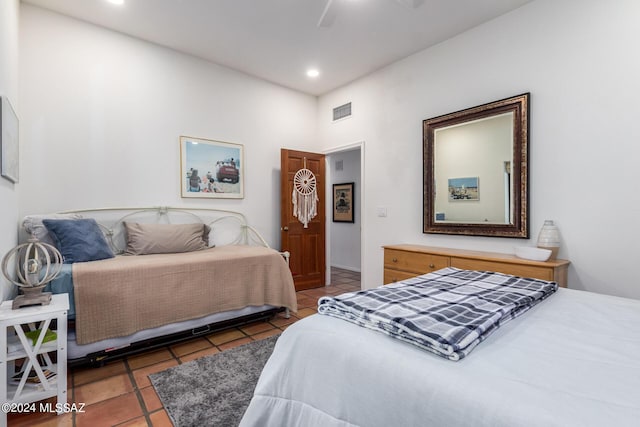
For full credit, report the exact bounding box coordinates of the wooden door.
[281,149,326,291]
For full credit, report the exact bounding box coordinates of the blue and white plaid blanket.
[317,267,558,361]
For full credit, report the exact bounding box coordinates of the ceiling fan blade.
[394,0,425,8]
[318,0,339,28]
[317,0,423,29]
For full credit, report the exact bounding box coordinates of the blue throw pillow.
[43,218,114,264]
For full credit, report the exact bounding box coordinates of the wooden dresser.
[383,244,570,287]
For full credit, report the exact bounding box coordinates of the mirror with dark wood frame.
[423,93,529,238]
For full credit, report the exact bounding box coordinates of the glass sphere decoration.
[1,239,62,309]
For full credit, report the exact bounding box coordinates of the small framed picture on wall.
[1,96,19,183]
[333,182,354,223]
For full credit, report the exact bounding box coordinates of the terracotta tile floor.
[7,268,360,427]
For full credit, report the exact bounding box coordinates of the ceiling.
[22,0,533,96]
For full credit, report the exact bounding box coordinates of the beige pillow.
[124,222,211,255]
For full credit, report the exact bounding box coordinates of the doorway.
[325,143,363,286]
[280,144,363,290]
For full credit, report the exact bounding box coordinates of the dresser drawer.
[383,268,421,285]
[384,249,449,275]
[451,257,554,282]
[383,244,569,287]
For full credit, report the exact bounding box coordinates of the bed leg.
[284,308,290,319]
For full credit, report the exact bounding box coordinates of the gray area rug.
[150,334,279,427]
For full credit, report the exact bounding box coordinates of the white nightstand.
[0,293,68,425]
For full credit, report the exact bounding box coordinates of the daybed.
[241,268,640,427]
[21,207,297,366]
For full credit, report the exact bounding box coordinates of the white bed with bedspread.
[21,207,297,365]
[241,268,640,427]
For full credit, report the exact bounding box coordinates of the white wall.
[318,0,640,299]
[18,5,317,250]
[0,0,20,300]
[329,148,361,271]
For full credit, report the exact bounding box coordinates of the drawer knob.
[392,258,398,263]
[429,263,435,268]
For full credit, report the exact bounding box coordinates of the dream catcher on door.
[292,159,318,228]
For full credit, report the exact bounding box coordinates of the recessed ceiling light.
[106,0,125,5]
[306,69,320,78]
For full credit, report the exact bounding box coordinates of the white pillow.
[22,213,83,246]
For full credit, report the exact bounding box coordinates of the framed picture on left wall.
[0,96,19,183]
[180,136,244,199]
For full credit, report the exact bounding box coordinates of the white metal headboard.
[32,206,270,255]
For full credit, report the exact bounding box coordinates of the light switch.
[377,207,387,217]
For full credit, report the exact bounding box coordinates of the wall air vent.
[335,160,344,171]
[332,102,352,121]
